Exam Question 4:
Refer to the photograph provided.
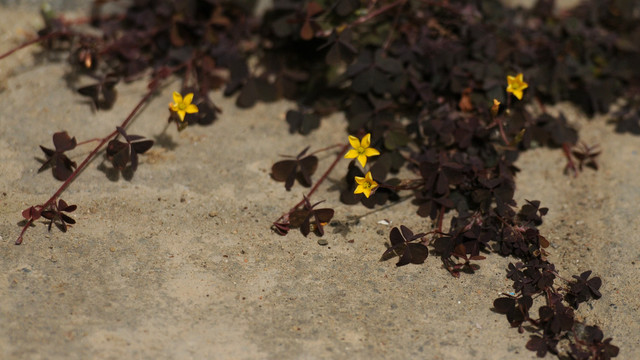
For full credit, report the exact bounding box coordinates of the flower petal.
[363,148,380,157]
[354,176,365,184]
[169,103,179,112]
[183,93,194,105]
[361,133,371,148]
[354,184,365,195]
[186,104,199,114]
[357,154,367,167]
[178,110,186,122]
[344,149,359,159]
[173,91,182,105]
[348,135,360,149]
[513,90,523,100]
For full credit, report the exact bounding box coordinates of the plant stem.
[562,142,578,177]
[15,82,160,245]
[351,0,406,28]
[436,204,445,233]
[382,0,405,51]
[496,118,510,145]
[76,138,102,146]
[0,31,64,61]
[316,0,406,37]
[309,143,343,156]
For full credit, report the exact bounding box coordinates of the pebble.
[317,239,328,246]
[110,247,116,252]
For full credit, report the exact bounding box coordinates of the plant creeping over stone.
[3,0,630,357]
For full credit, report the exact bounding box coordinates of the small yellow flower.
[506,73,528,100]
[491,98,500,117]
[344,133,380,167]
[169,91,199,122]
[354,171,378,198]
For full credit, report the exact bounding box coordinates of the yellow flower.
[354,171,378,198]
[169,91,199,122]
[344,133,380,167]
[491,98,500,117]
[506,73,528,100]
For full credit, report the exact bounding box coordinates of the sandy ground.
[1,4,639,360]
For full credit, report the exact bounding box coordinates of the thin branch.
[16,81,161,245]
[0,31,64,61]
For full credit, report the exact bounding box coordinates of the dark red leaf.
[271,160,297,182]
[52,132,77,152]
[131,139,154,154]
[236,77,258,108]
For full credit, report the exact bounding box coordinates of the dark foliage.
[40,199,77,233]
[571,324,620,360]
[271,146,318,191]
[288,197,334,237]
[38,131,77,181]
[611,96,640,135]
[286,109,320,135]
[272,195,334,237]
[565,270,603,309]
[380,225,428,266]
[572,143,601,171]
[22,0,631,357]
[77,73,119,110]
[105,126,154,173]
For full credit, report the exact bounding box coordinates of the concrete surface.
[0,4,639,360]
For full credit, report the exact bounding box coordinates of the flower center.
[178,102,187,110]
[357,146,365,154]
[362,182,371,189]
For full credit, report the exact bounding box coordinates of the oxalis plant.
[4,0,639,358]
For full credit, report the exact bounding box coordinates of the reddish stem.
[562,142,578,177]
[308,143,343,157]
[382,0,405,51]
[496,118,510,145]
[351,0,406,28]
[377,178,423,192]
[0,31,64,61]
[436,204,445,233]
[15,82,160,245]
[64,13,127,26]
[76,138,102,146]
[316,0,406,37]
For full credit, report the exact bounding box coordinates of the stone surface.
[1,4,639,360]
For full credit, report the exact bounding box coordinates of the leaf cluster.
[21,198,77,233]
[380,225,428,267]
[106,127,154,173]
[271,146,318,191]
[39,131,77,181]
[27,0,633,357]
[493,259,617,359]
